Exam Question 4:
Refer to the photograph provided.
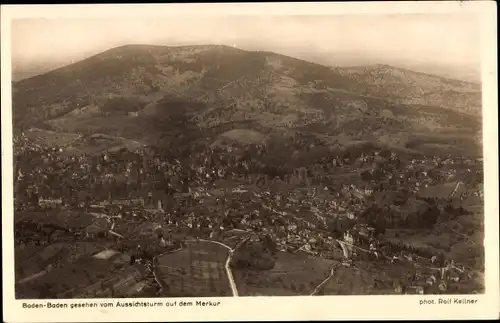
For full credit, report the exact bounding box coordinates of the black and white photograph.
[2,2,498,322]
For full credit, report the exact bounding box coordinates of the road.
[308,240,361,296]
[17,270,49,285]
[310,263,341,296]
[448,181,464,199]
[337,240,350,259]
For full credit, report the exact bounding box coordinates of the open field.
[72,265,145,298]
[383,192,484,271]
[155,241,231,297]
[232,251,337,296]
[404,132,481,157]
[15,254,131,299]
[15,241,106,281]
[319,260,419,295]
[22,128,82,147]
[216,129,269,146]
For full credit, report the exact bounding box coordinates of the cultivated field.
[15,255,123,299]
[15,241,107,282]
[155,241,232,297]
[318,260,409,295]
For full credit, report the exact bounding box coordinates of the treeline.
[14,94,92,126]
[377,237,443,262]
[15,220,74,245]
[360,203,441,230]
[99,97,146,114]
[230,239,276,270]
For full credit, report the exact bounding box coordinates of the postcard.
[1,2,498,322]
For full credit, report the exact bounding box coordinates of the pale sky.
[11,14,482,78]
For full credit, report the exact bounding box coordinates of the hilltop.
[12,44,482,157]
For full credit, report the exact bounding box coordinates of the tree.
[328,217,355,238]
[394,191,407,206]
[361,170,372,182]
[421,205,440,229]
[374,222,386,236]
[30,191,40,207]
[380,149,392,159]
[262,234,277,255]
[327,218,343,239]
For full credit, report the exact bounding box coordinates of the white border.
[2,2,498,322]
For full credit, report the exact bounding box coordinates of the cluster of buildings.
[13,130,484,296]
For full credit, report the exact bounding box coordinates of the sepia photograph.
[2,2,498,322]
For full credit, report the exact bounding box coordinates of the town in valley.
[13,123,484,298]
[12,17,485,299]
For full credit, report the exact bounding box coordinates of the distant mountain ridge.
[12,44,482,156]
[335,64,481,116]
[342,63,479,88]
